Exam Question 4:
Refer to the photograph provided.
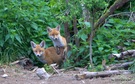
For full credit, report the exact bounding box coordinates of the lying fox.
[30,41,63,65]
[47,25,67,59]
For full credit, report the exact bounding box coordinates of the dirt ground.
[0,65,135,84]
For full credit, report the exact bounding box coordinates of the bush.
[66,18,135,68]
[0,0,59,64]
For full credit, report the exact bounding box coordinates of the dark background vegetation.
[0,0,135,71]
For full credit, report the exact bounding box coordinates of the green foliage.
[1,0,135,72]
[130,0,135,11]
[0,0,59,63]
[94,18,135,65]
[66,17,135,69]
[44,64,54,73]
[47,0,135,71]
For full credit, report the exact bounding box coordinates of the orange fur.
[31,41,63,65]
[47,25,67,58]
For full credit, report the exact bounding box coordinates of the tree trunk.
[64,22,70,50]
[81,3,93,65]
[89,16,94,66]
[73,17,79,47]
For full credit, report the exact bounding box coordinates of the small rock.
[1,74,8,78]
[36,68,51,80]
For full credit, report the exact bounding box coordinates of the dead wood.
[103,61,134,70]
[109,50,135,59]
[75,70,132,80]
[131,39,135,42]
[10,57,34,71]
[50,64,60,75]
[10,60,20,65]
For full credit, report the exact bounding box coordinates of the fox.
[30,41,63,65]
[47,25,67,60]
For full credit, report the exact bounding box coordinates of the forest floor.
[0,65,135,84]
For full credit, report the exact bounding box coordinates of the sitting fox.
[47,25,67,60]
[30,41,63,65]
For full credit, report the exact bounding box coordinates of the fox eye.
[35,51,37,53]
[39,50,41,52]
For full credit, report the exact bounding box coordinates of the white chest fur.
[52,37,65,47]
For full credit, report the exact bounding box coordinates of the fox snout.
[35,53,41,57]
[50,35,59,40]
[34,51,43,57]
[53,37,58,40]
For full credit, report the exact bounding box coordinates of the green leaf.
[124,42,130,46]
[31,22,38,30]
[79,47,85,54]
[10,35,15,42]
[0,39,4,47]
[81,33,87,41]
[15,35,21,43]
[98,47,103,51]
[5,34,10,42]
[93,57,97,64]
[67,51,72,57]
[97,35,103,40]
[84,22,90,27]
[104,23,112,27]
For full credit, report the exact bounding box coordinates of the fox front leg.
[59,47,66,60]
[56,46,60,55]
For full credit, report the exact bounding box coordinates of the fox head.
[47,25,61,40]
[30,41,45,57]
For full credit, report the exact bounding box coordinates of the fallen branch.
[131,39,135,42]
[50,64,60,75]
[103,61,134,70]
[109,50,135,59]
[10,60,19,65]
[75,70,132,80]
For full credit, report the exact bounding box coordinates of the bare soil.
[0,65,135,84]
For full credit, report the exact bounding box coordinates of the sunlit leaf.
[98,47,103,51]
[84,21,90,27]
[31,22,38,30]
[15,35,21,43]
[81,33,87,41]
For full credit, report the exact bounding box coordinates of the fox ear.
[47,27,52,33]
[56,25,60,31]
[30,41,36,48]
[40,41,45,48]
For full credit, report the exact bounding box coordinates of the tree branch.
[109,50,135,59]
[94,0,129,29]
[87,0,130,41]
